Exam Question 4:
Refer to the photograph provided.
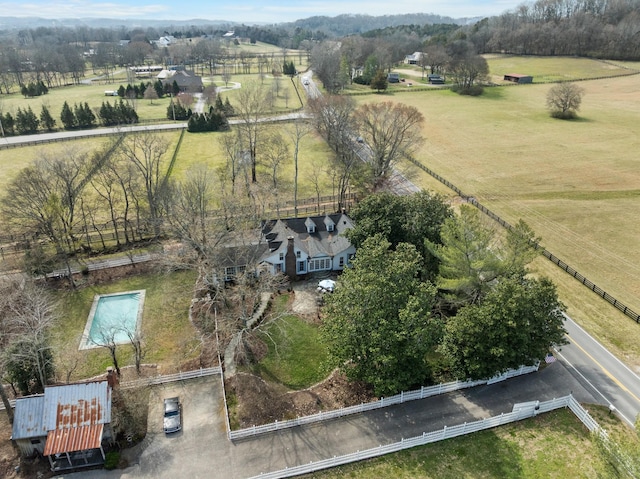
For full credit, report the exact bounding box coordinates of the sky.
[0,1,525,24]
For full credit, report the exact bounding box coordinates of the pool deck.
[79,290,145,350]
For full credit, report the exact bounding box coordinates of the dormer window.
[324,216,336,232]
[305,217,317,234]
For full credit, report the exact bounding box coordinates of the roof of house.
[261,213,355,260]
[163,70,203,89]
[504,73,532,78]
[11,381,112,455]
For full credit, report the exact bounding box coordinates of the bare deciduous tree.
[2,278,58,396]
[119,132,170,237]
[285,119,311,218]
[546,82,585,119]
[234,81,268,183]
[355,101,425,181]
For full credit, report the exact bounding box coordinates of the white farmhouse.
[260,213,356,279]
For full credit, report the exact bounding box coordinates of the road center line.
[569,335,640,404]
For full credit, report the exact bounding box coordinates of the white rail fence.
[119,366,222,389]
[1,367,223,411]
[229,363,539,440]
[248,395,601,479]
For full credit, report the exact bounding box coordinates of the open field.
[302,404,634,479]
[51,268,200,380]
[354,69,640,368]
[485,54,637,82]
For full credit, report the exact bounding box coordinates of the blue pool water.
[82,291,145,348]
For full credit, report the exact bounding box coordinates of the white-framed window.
[309,258,331,271]
[339,256,344,267]
[297,261,306,273]
[296,250,301,258]
[275,263,283,273]
[327,223,334,232]
[279,252,284,261]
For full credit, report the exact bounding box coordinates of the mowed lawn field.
[356,65,640,368]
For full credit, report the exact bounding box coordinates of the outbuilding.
[503,73,533,84]
[11,381,113,472]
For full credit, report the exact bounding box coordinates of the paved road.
[558,314,640,427]
[56,361,598,479]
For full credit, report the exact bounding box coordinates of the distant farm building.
[404,52,424,65]
[428,74,445,84]
[503,73,533,84]
[387,72,400,83]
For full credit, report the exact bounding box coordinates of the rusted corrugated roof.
[44,424,104,456]
[43,381,111,431]
[11,395,46,440]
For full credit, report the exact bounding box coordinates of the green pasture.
[303,404,633,479]
[485,54,634,82]
[51,269,200,381]
[0,80,180,124]
[354,70,640,366]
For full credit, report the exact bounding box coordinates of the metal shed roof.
[44,424,104,456]
[43,381,111,431]
[11,395,47,440]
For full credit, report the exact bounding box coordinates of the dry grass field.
[355,70,640,368]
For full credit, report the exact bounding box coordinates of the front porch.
[48,447,105,472]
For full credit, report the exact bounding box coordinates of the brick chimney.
[285,236,298,281]
[106,367,119,388]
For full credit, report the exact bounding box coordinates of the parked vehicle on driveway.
[163,397,182,434]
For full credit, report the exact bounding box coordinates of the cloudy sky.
[0,0,524,23]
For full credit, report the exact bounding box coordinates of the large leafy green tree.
[429,205,540,306]
[441,276,567,380]
[346,191,452,279]
[322,235,442,396]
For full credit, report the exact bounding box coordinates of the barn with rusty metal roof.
[11,381,113,472]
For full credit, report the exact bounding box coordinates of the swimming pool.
[80,290,145,350]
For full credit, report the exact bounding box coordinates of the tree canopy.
[322,236,442,396]
[346,191,452,279]
[441,277,567,380]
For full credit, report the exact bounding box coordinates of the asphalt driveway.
[58,361,600,479]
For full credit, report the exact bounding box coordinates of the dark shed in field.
[504,73,533,84]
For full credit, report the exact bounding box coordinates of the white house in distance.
[260,213,356,279]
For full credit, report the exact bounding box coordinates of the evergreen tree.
[2,112,15,135]
[40,105,56,131]
[370,70,389,93]
[117,84,126,97]
[153,79,164,98]
[224,97,235,116]
[60,101,76,129]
